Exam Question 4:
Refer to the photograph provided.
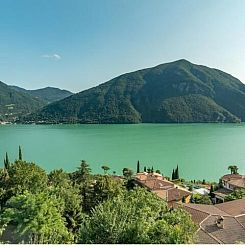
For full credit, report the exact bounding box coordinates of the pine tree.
[137,160,140,173]
[19,145,23,161]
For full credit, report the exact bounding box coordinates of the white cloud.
[41,53,62,60]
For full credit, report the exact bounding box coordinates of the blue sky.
[0,0,245,92]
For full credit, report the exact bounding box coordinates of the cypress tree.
[19,145,23,161]
[137,160,140,173]
[175,165,179,179]
[151,166,154,173]
[4,152,10,170]
[171,169,175,180]
[144,166,146,172]
[209,184,214,195]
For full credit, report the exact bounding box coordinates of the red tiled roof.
[215,198,245,216]
[167,187,191,202]
[182,199,245,244]
[135,177,174,191]
[221,174,245,188]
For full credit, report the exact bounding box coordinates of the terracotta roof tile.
[183,203,228,217]
[216,198,245,216]
[197,229,219,244]
[183,199,245,244]
[182,205,209,224]
[201,215,245,244]
[167,187,191,202]
[236,215,245,227]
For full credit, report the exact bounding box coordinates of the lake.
[0,123,244,181]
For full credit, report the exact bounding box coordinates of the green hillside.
[0,81,45,122]
[24,60,245,123]
[11,86,73,103]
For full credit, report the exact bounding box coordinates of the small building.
[135,172,191,206]
[221,174,245,190]
[214,174,245,202]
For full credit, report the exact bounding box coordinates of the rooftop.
[182,199,245,244]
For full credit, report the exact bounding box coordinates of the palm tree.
[101,165,110,175]
[228,165,239,175]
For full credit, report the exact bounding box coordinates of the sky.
[0,0,245,92]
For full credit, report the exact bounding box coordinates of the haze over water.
[0,123,244,181]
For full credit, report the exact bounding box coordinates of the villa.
[214,174,245,202]
[134,172,191,206]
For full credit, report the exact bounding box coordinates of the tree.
[228,165,239,175]
[225,189,245,201]
[79,188,197,244]
[71,160,91,184]
[144,166,146,172]
[0,192,73,243]
[18,146,22,161]
[71,161,92,213]
[192,194,212,204]
[4,152,10,170]
[90,175,124,209]
[3,160,48,200]
[122,168,133,179]
[137,160,140,173]
[48,169,70,187]
[175,165,179,179]
[172,169,175,180]
[48,172,83,242]
[101,165,110,175]
[156,169,161,174]
[209,184,214,197]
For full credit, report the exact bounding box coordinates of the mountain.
[0,81,46,121]
[11,86,73,103]
[24,59,245,123]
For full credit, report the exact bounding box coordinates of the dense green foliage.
[79,188,197,244]
[0,81,45,121]
[0,82,73,122]
[0,152,198,244]
[191,194,212,204]
[224,189,245,201]
[0,192,73,243]
[26,59,245,123]
[11,86,73,103]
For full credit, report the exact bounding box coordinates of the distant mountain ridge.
[0,81,45,121]
[26,59,245,123]
[11,86,73,103]
[0,82,73,121]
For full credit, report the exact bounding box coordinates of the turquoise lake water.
[0,123,244,181]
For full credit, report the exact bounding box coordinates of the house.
[182,199,245,244]
[221,174,245,190]
[134,172,191,206]
[214,174,245,202]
